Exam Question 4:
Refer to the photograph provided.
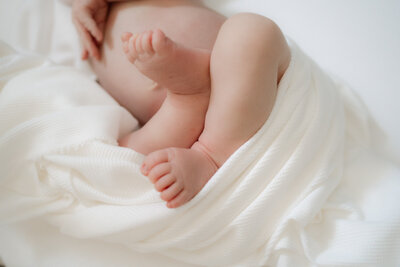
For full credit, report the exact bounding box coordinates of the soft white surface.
[1,39,399,266]
[0,0,93,76]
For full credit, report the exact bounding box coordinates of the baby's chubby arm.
[72,0,137,60]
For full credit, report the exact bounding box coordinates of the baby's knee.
[220,13,281,40]
[227,12,274,25]
[213,13,286,61]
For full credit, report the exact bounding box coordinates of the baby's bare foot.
[141,144,218,208]
[119,29,212,155]
[121,29,210,94]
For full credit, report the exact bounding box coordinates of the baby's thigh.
[210,13,288,88]
[200,13,290,160]
[91,50,165,124]
[210,14,286,120]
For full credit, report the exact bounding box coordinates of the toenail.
[141,163,147,172]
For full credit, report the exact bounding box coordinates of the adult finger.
[81,12,103,43]
[76,21,101,60]
[73,18,91,60]
[94,5,109,42]
[81,49,89,60]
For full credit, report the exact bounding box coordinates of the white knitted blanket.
[0,41,399,267]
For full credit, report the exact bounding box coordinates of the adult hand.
[72,0,109,60]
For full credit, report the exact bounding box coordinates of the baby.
[72,0,290,208]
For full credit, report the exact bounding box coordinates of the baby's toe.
[121,32,132,42]
[155,174,176,192]
[147,162,171,184]
[142,148,173,175]
[160,181,183,202]
[141,31,155,54]
[151,29,171,53]
[134,34,144,54]
[126,34,139,63]
[167,190,190,209]
[122,41,129,54]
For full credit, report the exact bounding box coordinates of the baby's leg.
[197,13,291,166]
[143,13,291,208]
[118,30,211,154]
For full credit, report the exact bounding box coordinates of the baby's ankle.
[191,141,220,170]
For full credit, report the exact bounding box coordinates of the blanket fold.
[0,40,399,267]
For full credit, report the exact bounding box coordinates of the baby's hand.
[72,0,109,60]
